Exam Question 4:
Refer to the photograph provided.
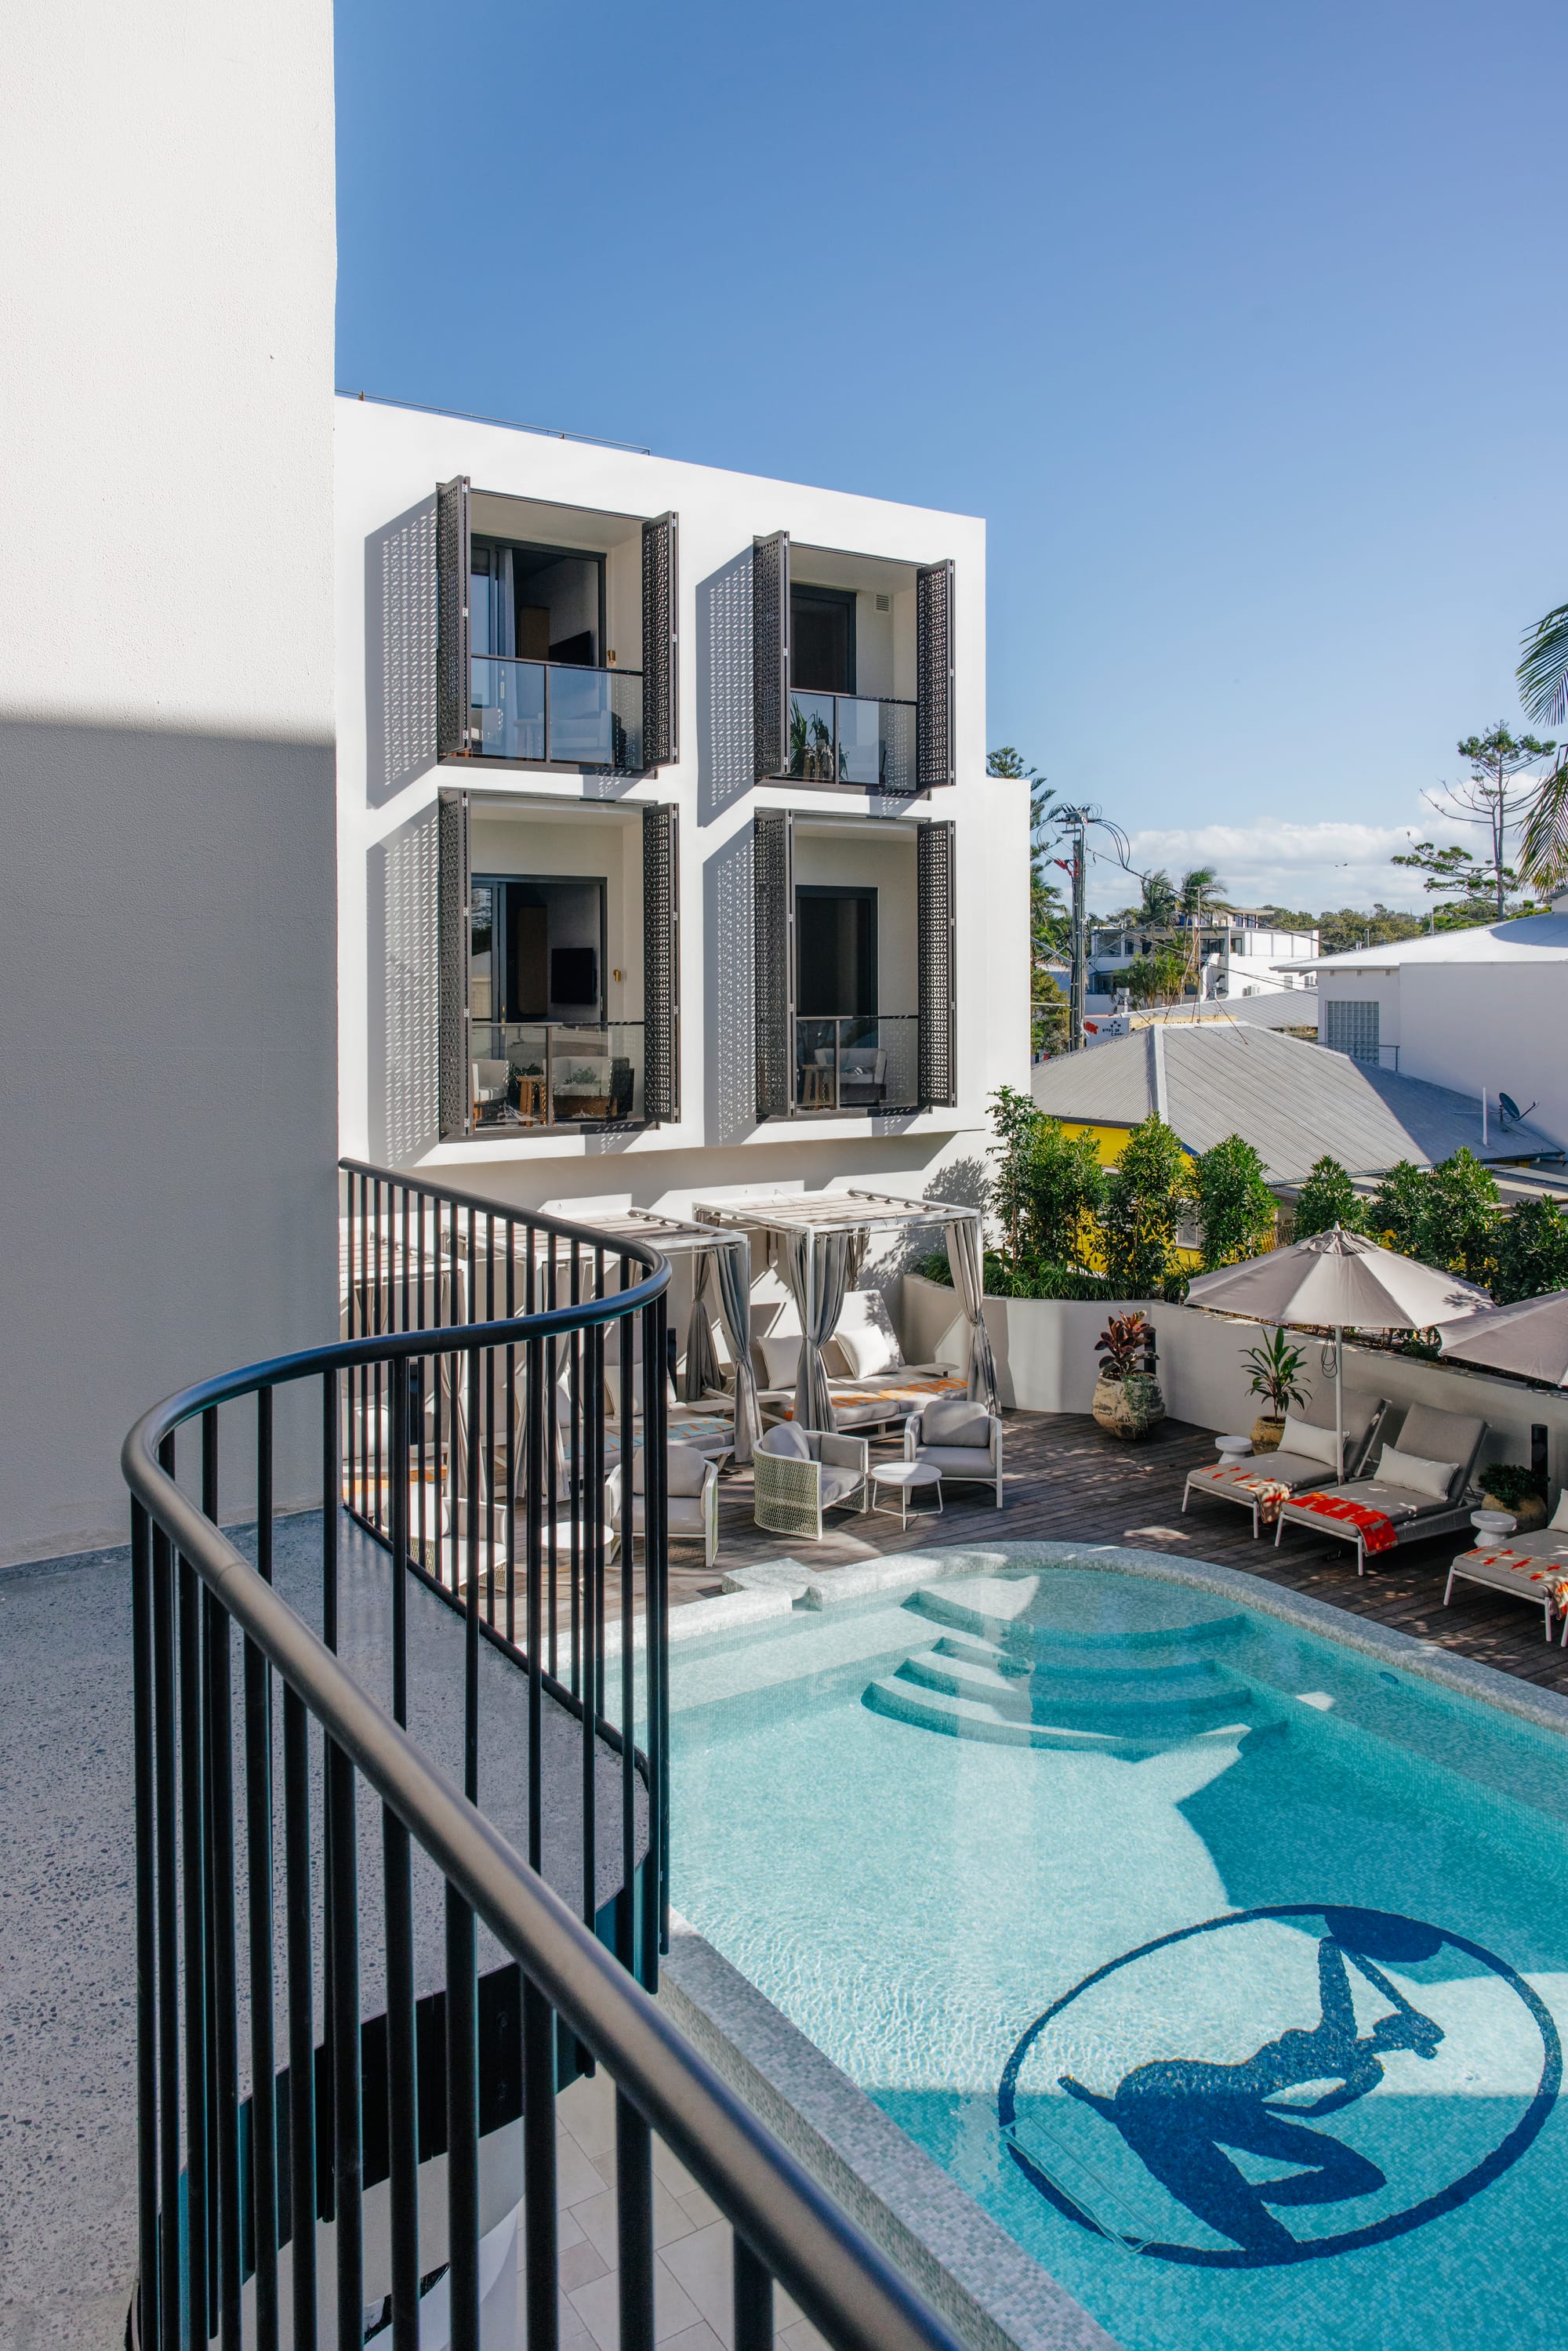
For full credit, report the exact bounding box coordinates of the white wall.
[898,1275,1568,1486]
[0,1,338,1563]
[337,397,1028,1203]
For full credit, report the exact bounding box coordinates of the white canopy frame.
[691,1188,999,1430]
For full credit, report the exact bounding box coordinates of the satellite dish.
[1499,1091,1537,1128]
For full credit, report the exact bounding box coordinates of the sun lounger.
[1445,1529,1568,1643]
[1182,1401,1388,1536]
[1272,1403,1489,1575]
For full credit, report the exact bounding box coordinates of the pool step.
[862,1671,1252,1754]
[908,1578,1248,1658]
[896,1646,1250,1729]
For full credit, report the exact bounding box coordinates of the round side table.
[870,1461,943,1528]
[1215,1435,1254,1463]
[1470,1508,1517,1544]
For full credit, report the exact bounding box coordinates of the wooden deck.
[648,1411,1568,1697]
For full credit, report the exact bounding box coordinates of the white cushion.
[631,1442,710,1497]
[764,1421,811,1460]
[757,1331,801,1389]
[1374,1444,1459,1502]
[922,1396,993,1448]
[833,1292,905,1378]
[1549,1489,1568,1533]
[1278,1413,1340,1470]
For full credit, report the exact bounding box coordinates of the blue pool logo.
[998,1906,1560,2268]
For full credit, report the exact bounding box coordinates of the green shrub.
[1293,1156,1367,1239]
[1495,1197,1568,1304]
[1192,1134,1276,1271]
[1477,1463,1548,1509]
[1100,1115,1191,1298]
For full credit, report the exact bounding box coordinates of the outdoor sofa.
[753,1423,869,1540]
[1181,1399,1390,1536]
[1271,1402,1489,1575]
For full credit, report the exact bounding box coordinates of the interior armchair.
[753,1423,869,1539]
[550,1053,613,1121]
[833,1046,887,1108]
[905,1396,1004,1507]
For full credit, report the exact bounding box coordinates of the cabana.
[542,1205,760,1466]
[691,1188,1000,1434]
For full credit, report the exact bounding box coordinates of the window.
[796,887,877,1017]
[789,584,856,693]
[1325,999,1380,1062]
[471,537,604,666]
[472,876,607,1021]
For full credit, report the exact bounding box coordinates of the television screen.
[550,946,598,1006]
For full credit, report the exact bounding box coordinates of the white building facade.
[1087,907,1319,1010]
[336,397,1029,1223]
[1287,900,1568,1152]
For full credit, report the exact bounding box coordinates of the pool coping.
[661,1538,1568,2351]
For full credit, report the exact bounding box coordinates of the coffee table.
[870,1460,942,1527]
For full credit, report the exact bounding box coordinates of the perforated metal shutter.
[916,558,956,792]
[917,819,956,1107]
[641,512,679,769]
[753,810,794,1118]
[642,804,680,1122]
[437,789,471,1135]
[753,532,789,779]
[436,476,471,759]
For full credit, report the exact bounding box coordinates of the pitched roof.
[1029,1022,1558,1186]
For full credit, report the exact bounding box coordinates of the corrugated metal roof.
[1030,1024,1559,1185]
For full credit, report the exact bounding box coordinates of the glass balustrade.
[786,692,917,792]
[469,658,644,771]
[793,1014,919,1112]
[470,1021,644,1127]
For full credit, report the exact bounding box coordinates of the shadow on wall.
[883,1154,989,1276]
[696,550,753,823]
[703,828,757,1145]
[365,497,436,805]
[368,804,441,1163]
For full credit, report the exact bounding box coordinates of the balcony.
[794,1014,918,1113]
[469,655,644,771]
[471,1018,645,1127]
[786,691,916,793]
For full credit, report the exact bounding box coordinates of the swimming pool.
[666,1550,1568,2351]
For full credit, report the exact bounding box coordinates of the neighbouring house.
[1028,1019,1561,1188]
[339,398,1028,1225]
[1277,894,1568,1152]
[1080,988,1320,1047]
[1086,905,1319,1019]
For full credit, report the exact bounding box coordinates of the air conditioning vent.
[875,593,891,613]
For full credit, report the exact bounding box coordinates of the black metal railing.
[125,1158,964,2351]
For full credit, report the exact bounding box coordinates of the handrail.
[124,1402,958,2351]
[125,1157,967,2351]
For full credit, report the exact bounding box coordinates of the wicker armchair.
[753,1423,869,1540]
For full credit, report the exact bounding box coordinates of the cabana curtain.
[682,1241,760,1464]
[946,1214,1001,1414]
[785,1228,855,1433]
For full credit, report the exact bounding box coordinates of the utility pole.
[1061,807,1089,1050]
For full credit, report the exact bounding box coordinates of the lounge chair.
[904,1396,1004,1508]
[753,1423,869,1540]
[1444,1508,1568,1643]
[1181,1399,1389,1536]
[1272,1402,1489,1575]
[606,1442,720,1572]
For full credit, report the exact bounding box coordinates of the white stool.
[1215,1435,1253,1463]
[870,1460,943,1528]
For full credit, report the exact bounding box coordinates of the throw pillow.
[1278,1413,1340,1470]
[757,1332,802,1389]
[922,1396,992,1448]
[1374,1444,1459,1502]
[833,1291,905,1377]
[1548,1487,1568,1533]
[835,1322,899,1380]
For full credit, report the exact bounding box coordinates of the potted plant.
[1476,1462,1549,1533]
[1240,1329,1308,1453]
[1092,1312,1166,1441]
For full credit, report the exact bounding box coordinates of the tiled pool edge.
[658,1917,1121,2351]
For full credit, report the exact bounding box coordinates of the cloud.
[1102,818,1436,913]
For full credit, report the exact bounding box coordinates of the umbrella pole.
[1335,1326,1344,1482]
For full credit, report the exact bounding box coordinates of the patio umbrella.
[1436,1287,1568,1386]
[1186,1224,1493,1477]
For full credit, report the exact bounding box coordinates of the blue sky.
[336,0,1566,912]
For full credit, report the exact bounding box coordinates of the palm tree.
[1517,606,1568,892]
[1138,868,1178,926]
[1179,865,1229,920]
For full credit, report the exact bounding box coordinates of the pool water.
[666,1558,1568,2351]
